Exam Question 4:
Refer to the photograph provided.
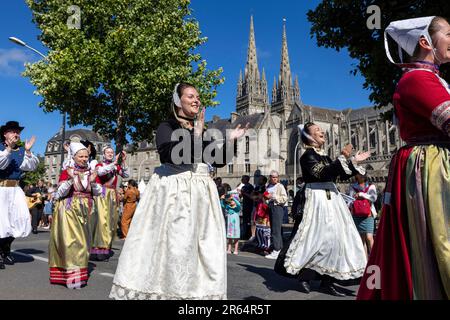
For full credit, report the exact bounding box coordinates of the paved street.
[0,228,359,300]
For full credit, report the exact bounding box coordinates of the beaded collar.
[401,60,440,75]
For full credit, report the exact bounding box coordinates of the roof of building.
[48,129,110,143]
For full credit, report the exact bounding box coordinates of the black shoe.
[0,256,5,270]
[96,254,109,262]
[3,254,15,265]
[299,281,311,294]
[321,283,346,297]
[32,228,38,234]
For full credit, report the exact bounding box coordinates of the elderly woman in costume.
[0,121,38,270]
[358,16,450,300]
[49,142,101,288]
[90,146,129,261]
[282,122,370,297]
[110,82,248,300]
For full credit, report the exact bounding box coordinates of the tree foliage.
[22,158,46,186]
[24,0,224,150]
[307,0,450,112]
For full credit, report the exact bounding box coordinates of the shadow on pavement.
[237,263,300,293]
[14,248,45,255]
[243,296,265,300]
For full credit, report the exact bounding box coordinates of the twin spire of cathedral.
[237,16,301,117]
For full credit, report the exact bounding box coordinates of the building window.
[47,144,53,152]
[145,168,150,178]
[245,137,250,154]
[53,156,57,165]
[245,160,250,173]
[146,152,150,160]
[227,163,233,174]
[133,168,138,178]
[53,143,59,152]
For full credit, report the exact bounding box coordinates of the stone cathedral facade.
[125,16,402,190]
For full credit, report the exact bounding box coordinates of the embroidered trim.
[350,158,366,176]
[431,100,450,135]
[311,162,326,178]
[337,155,352,175]
[109,283,226,300]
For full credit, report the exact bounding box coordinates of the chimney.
[212,115,221,123]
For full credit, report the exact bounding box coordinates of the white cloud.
[0,48,35,77]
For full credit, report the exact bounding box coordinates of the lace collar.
[305,145,327,156]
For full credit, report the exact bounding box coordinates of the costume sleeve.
[0,148,11,169]
[118,165,130,178]
[301,151,348,181]
[91,182,102,196]
[54,171,73,200]
[400,71,450,135]
[156,121,196,165]
[97,163,116,176]
[20,152,39,172]
[156,120,237,167]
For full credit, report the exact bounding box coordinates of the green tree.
[22,158,46,186]
[307,0,449,113]
[24,0,224,150]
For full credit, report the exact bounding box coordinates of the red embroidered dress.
[357,63,450,300]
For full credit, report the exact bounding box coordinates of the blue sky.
[0,0,372,155]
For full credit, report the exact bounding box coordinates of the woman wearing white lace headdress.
[282,122,370,297]
[48,142,102,288]
[358,16,450,300]
[110,82,249,300]
[90,146,129,261]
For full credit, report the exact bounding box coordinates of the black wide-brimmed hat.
[0,121,25,141]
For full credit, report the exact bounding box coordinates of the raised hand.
[341,144,353,159]
[194,108,205,137]
[354,150,371,163]
[25,136,36,152]
[229,122,250,141]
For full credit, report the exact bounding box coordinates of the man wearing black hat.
[0,121,39,270]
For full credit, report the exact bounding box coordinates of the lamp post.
[9,36,66,172]
[8,37,47,59]
[293,124,302,195]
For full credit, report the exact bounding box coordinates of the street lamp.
[8,37,47,59]
[9,36,66,172]
[293,124,302,195]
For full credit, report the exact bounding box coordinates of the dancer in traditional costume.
[0,121,38,270]
[357,16,450,300]
[110,82,248,300]
[90,146,129,261]
[282,122,370,296]
[49,142,101,288]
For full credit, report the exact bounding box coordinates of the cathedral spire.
[245,15,260,81]
[294,74,300,102]
[280,18,292,88]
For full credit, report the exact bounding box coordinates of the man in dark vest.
[0,121,39,269]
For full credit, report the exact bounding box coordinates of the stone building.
[44,129,110,184]
[124,16,403,190]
